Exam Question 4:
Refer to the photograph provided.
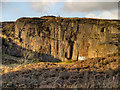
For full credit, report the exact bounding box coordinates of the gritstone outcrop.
[2,16,120,61]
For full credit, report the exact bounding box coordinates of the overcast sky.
[1,0,119,21]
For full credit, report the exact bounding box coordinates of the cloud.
[30,2,56,13]
[1,0,119,19]
[85,10,118,19]
[2,0,119,14]
[30,1,118,16]
[62,2,118,13]
[99,10,118,19]
[30,1,118,19]
[85,13,98,18]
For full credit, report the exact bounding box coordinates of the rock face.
[2,16,120,61]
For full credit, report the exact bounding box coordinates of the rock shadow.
[2,36,61,64]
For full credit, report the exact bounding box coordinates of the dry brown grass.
[1,56,120,88]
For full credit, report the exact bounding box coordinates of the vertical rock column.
[50,24,58,58]
[58,25,64,61]
[54,26,58,58]
[72,41,78,60]
[67,45,71,59]
[15,23,20,38]
[50,24,55,57]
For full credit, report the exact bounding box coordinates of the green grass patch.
[65,60,75,64]
[55,60,75,64]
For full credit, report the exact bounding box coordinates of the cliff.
[2,16,120,61]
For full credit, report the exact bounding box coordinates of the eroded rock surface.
[2,16,120,61]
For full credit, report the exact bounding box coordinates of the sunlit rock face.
[2,16,120,61]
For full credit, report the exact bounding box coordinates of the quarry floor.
[1,56,120,88]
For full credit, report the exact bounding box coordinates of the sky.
[0,0,120,21]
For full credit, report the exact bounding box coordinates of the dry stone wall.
[2,16,120,61]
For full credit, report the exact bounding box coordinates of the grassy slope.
[1,55,120,88]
